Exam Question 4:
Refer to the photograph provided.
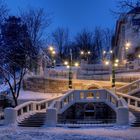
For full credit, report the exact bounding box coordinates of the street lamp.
[74,62,79,67]
[64,50,79,89]
[48,46,56,67]
[80,51,84,55]
[125,41,131,50]
[105,60,110,65]
[103,50,118,88]
[80,50,91,62]
[115,59,119,63]
[69,49,72,89]
[64,61,68,65]
[49,46,54,51]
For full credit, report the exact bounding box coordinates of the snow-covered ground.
[19,90,61,100]
[17,90,62,104]
[0,126,139,140]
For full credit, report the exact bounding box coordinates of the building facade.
[114,7,140,69]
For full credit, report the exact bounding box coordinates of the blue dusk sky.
[5,0,116,36]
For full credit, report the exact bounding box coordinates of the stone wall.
[23,77,69,93]
[23,76,126,93]
[23,76,102,93]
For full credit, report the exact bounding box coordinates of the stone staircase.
[130,109,140,127]
[18,112,46,127]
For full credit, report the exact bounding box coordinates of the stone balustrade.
[46,89,129,126]
[4,96,62,125]
[117,79,140,94]
[116,92,140,111]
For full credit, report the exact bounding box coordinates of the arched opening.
[88,86,99,90]
[84,103,95,119]
[87,85,99,90]
[58,102,116,124]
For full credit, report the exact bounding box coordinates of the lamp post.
[69,49,72,89]
[111,52,115,88]
[103,50,119,88]
[64,49,79,89]
[80,50,91,62]
[48,46,56,68]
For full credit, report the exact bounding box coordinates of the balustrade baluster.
[21,108,23,115]
[135,101,138,107]
[27,105,30,113]
[128,98,131,105]
[38,105,41,111]
[45,103,48,109]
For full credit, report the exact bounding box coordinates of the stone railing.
[4,95,62,125]
[116,92,140,111]
[117,79,140,94]
[58,89,121,114]
[46,89,129,126]
[46,68,78,79]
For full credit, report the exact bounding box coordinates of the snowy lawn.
[0,126,139,140]
[18,90,62,102]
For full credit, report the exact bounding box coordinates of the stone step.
[18,112,46,127]
[130,109,140,127]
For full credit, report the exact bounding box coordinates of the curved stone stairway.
[130,109,140,127]
[18,112,46,127]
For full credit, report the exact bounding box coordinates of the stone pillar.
[55,101,61,111]
[74,91,80,101]
[117,107,129,125]
[45,108,57,127]
[4,108,17,125]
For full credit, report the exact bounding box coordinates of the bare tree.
[52,27,69,61]
[93,27,104,63]
[102,28,113,59]
[0,0,8,24]
[0,16,35,106]
[112,0,140,15]
[75,29,93,51]
[20,8,51,48]
[20,8,51,73]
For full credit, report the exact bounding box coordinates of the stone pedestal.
[4,108,17,125]
[46,108,57,127]
[117,107,129,125]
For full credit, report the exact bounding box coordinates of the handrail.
[116,92,140,102]
[13,95,62,122]
[117,79,140,93]
[116,92,140,111]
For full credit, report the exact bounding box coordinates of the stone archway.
[87,86,99,90]
[86,84,101,90]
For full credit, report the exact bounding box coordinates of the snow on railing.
[117,79,140,94]
[4,95,62,125]
[116,92,140,111]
